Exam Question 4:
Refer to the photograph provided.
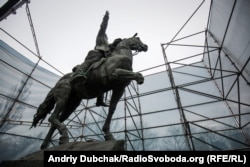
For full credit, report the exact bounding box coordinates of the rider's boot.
[96,101,109,107]
[71,69,87,85]
[96,95,109,107]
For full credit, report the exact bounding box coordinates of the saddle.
[83,57,108,80]
[90,57,107,70]
[71,57,108,85]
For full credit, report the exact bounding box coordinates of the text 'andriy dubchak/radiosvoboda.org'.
[47,154,205,164]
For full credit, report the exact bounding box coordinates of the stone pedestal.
[0,140,125,167]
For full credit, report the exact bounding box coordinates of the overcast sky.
[0,0,210,76]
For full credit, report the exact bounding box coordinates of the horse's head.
[119,33,148,52]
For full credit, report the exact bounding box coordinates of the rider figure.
[71,11,121,107]
[71,11,109,83]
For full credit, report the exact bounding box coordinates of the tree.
[0,76,42,161]
[161,125,190,150]
[0,76,32,131]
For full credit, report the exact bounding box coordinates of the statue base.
[0,140,125,167]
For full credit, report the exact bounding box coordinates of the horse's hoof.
[41,143,48,150]
[136,74,144,84]
[59,136,69,145]
[104,133,115,141]
[137,79,144,84]
[59,131,69,145]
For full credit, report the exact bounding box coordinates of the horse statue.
[31,33,148,149]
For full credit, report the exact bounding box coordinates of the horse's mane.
[109,38,123,52]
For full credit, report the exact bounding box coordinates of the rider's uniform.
[72,11,110,82]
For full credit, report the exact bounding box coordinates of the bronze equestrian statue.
[31,11,148,149]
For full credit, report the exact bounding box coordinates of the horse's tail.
[30,88,55,128]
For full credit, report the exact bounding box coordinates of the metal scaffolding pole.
[162,44,194,150]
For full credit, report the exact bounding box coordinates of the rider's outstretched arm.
[99,11,109,36]
[95,11,109,51]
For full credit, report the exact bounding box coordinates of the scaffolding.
[0,0,250,161]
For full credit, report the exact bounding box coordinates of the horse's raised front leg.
[102,88,125,140]
[110,68,144,84]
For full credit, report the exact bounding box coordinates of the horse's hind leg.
[41,99,81,149]
[57,98,82,144]
[40,97,69,149]
[47,85,71,146]
[41,99,68,150]
[48,100,69,145]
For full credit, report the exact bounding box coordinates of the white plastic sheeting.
[204,0,250,142]
[0,40,60,160]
